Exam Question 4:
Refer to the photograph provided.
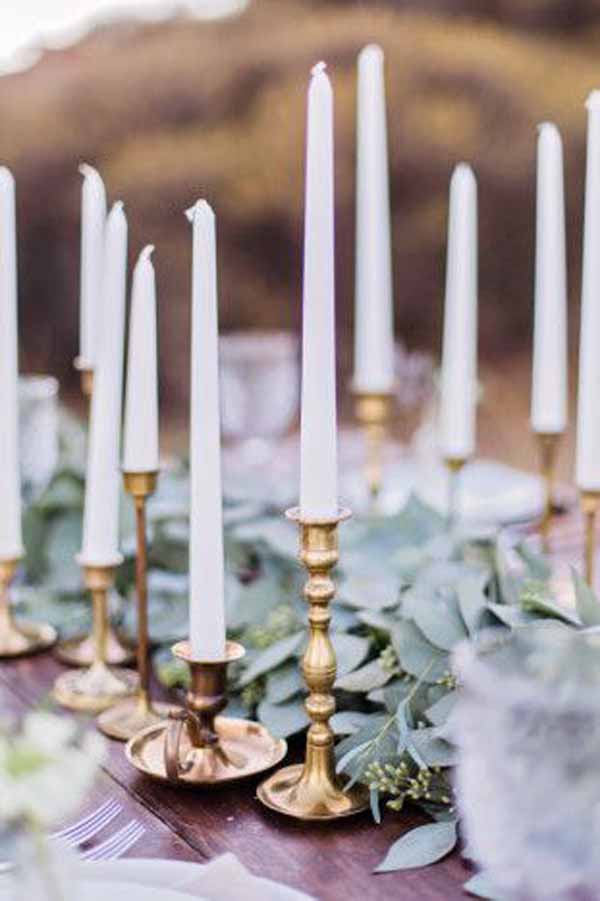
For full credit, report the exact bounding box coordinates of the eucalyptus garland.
[17,419,590,890]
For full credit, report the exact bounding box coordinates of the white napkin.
[82,853,314,901]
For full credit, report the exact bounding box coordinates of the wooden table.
[0,513,586,900]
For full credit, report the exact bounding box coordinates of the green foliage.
[21,433,592,880]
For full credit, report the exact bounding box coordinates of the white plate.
[80,880,202,901]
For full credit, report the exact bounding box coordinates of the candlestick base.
[97,694,177,742]
[257,761,369,821]
[258,507,369,821]
[126,640,287,786]
[0,558,57,659]
[55,627,135,668]
[53,661,139,714]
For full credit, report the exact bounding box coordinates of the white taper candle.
[0,168,23,560]
[577,92,600,490]
[531,123,568,435]
[299,62,338,520]
[353,44,395,394]
[439,163,478,461]
[123,246,159,474]
[79,164,107,368]
[187,200,226,661]
[79,202,128,566]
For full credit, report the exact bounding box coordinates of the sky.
[0,0,247,73]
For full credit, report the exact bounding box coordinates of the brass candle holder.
[257,507,369,820]
[353,390,395,504]
[126,640,287,786]
[581,491,600,588]
[53,563,139,713]
[98,471,175,740]
[445,456,467,526]
[536,432,560,547]
[0,557,56,658]
[56,359,134,668]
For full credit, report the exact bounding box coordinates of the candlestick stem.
[98,471,175,740]
[53,564,138,713]
[581,491,600,588]
[257,507,369,820]
[537,432,560,549]
[445,457,467,528]
[0,558,56,658]
[353,391,394,505]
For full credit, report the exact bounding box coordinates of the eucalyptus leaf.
[413,592,467,651]
[425,690,458,727]
[463,872,503,899]
[391,620,450,682]
[457,573,490,634]
[516,542,551,581]
[374,821,458,873]
[409,727,457,767]
[257,697,309,738]
[265,662,304,704]
[333,633,370,677]
[238,632,304,687]
[335,658,392,693]
[330,711,376,736]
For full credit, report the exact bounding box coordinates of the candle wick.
[79,162,99,180]
[311,61,327,77]
[185,199,214,224]
[139,244,155,263]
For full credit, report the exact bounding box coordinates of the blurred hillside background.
[2,0,599,469]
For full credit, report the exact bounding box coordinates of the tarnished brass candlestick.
[537,432,560,546]
[56,360,134,668]
[126,640,287,786]
[0,557,56,658]
[257,507,369,820]
[98,471,174,740]
[445,457,467,526]
[581,491,600,588]
[53,563,138,713]
[353,391,395,503]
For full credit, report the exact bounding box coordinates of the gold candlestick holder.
[257,507,369,820]
[536,432,560,547]
[56,360,134,668]
[126,640,287,786]
[445,457,467,526]
[581,491,600,588]
[53,563,139,713]
[0,557,57,658]
[98,471,175,740]
[353,391,395,503]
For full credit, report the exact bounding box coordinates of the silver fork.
[50,799,122,847]
[80,820,145,862]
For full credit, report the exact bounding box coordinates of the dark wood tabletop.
[0,511,585,901]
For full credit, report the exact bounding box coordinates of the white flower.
[0,712,105,829]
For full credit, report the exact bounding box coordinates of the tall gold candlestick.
[353,391,394,504]
[257,507,369,820]
[56,359,134,668]
[537,432,560,547]
[445,457,467,526]
[53,564,138,713]
[581,491,600,588]
[0,557,56,658]
[126,640,286,786]
[98,471,175,740]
